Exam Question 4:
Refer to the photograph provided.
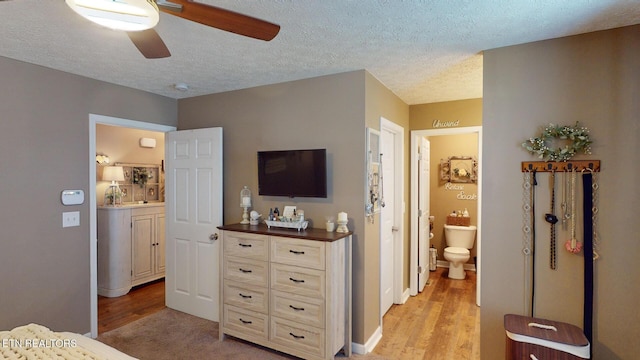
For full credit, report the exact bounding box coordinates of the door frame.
[89,114,176,338]
[410,126,482,306]
[379,117,405,324]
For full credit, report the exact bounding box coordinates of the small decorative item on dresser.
[240,186,251,224]
[249,210,261,226]
[336,211,349,233]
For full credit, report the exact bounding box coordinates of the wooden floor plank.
[373,267,479,360]
[98,279,166,334]
[99,268,480,359]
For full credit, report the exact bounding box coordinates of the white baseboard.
[401,288,411,304]
[351,325,382,355]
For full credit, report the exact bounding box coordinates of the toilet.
[443,224,477,279]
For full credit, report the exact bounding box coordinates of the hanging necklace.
[591,170,600,260]
[545,171,558,269]
[522,169,533,315]
[565,168,582,254]
[561,171,569,229]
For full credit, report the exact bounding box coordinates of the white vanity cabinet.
[97,203,165,297]
[131,206,166,286]
[219,224,352,360]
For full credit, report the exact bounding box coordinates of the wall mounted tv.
[257,149,327,198]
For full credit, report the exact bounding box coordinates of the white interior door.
[380,127,396,316]
[418,137,430,292]
[165,127,223,321]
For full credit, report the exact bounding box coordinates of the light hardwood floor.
[98,279,166,334]
[99,268,479,359]
[372,267,480,360]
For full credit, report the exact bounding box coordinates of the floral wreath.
[522,122,592,161]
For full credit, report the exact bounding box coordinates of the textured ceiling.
[1,1,639,105]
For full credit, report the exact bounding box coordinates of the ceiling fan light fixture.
[66,0,159,32]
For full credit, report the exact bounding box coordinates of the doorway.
[410,126,482,306]
[379,117,405,321]
[89,114,176,337]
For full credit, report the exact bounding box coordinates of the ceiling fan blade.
[158,0,280,41]
[127,29,171,59]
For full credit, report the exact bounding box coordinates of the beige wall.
[177,70,409,345]
[0,56,177,333]
[411,99,482,130]
[364,72,410,336]
[482,25,640,359]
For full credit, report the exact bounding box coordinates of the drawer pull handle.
[289,332,305,340]
[289,249,305,255]
[289,277,305,283]
[239,293,252,299]
[289,305,305,311]
[239,268,253,273]
[238,243,252,247]
[239,318,252,325]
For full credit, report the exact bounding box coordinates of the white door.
[418,137,430,292]
[165,128,223,321]
[380,127,396,315]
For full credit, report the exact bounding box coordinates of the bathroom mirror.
[440,156,478,183]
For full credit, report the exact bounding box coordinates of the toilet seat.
[444,247,470,256]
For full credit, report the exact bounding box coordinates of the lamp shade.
[103,166,125,182]
[65,0,159,32]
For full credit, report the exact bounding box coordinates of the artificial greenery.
[522,122,592,161]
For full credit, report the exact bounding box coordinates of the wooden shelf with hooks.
[521,160,600,173]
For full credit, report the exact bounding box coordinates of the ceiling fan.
[65,0,280,59]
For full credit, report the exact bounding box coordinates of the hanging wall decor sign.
[522,122,592,161]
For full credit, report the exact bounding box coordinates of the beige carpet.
[97,308,390,360]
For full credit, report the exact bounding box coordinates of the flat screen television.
[257,149,327,198]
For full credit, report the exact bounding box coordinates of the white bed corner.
[1,323,137,360]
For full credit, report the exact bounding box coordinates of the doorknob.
[209,233,219,241]
[392,226,399,232]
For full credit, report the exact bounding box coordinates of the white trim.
[410,126,482,306]
[401,287,411,304]
[89,114,175,338]
[351,325,383,355]
[379,117,405,319]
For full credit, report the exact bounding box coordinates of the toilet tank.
[444,224,477,249]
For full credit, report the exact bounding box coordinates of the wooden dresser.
[218,223,352,360]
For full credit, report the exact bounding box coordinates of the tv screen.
[257,149,327,198]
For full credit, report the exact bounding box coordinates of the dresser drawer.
[271,289,324,328]
[271,263,325,298]
[224,305,268,340]
[224,258,268,287]
[271,236,325,270]
[224,280,268,314]
[224,232,269,261]
[270,317,325,358]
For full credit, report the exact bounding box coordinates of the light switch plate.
[63,211,80,228]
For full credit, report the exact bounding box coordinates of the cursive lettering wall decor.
[444,182,478,201]
[432,119,460,128]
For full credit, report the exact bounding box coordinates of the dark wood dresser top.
[218,223,352,242]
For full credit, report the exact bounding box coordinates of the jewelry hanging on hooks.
[565,168,582,254]
[591,170,600,260]
[545,170,558,269]
[561,171,570,229]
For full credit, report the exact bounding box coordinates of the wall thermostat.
[61,190,85,205]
